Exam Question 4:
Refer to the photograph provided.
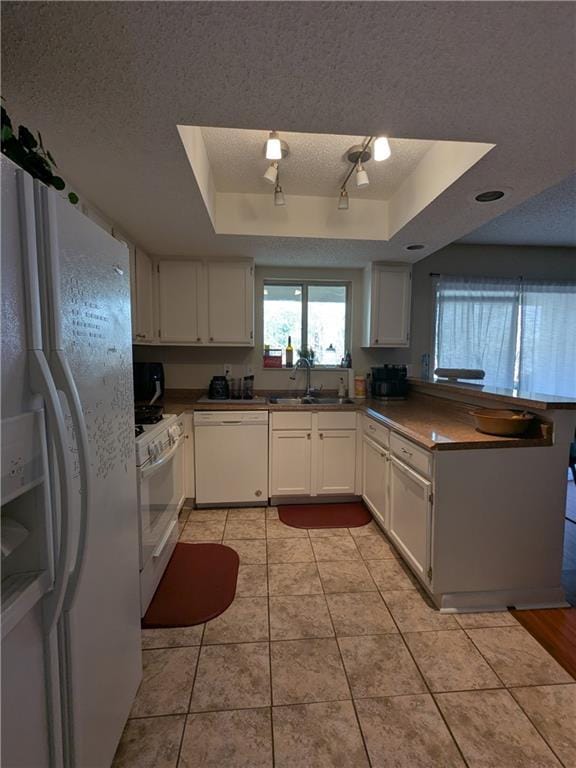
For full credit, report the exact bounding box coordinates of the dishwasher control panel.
[193,410,269,426]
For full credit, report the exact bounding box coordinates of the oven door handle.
[140,437,182,480]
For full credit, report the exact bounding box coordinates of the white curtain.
[519,280,576,397]
[434,277,520,388]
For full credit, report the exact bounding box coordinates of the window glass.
[307,285,347,366]
[263,284,302,364]
[434,275,576,396]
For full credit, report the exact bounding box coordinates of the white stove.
[135,414,178,468]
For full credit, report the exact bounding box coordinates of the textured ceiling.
[2,1,575,266]
[200,128,435,200]
[459,173,576,246]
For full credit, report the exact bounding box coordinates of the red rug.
[142,542,239,628]
[279,502,372,529]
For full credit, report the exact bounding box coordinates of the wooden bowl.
[469,408,535,436]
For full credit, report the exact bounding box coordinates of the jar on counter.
[354,376,367,399]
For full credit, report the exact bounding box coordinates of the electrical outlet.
[223,364,232,377]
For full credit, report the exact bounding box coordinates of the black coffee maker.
[371,365,409,400]
[208,376,230,400]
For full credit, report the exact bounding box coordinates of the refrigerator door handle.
[30,349,73,632]
[50,350,91,608]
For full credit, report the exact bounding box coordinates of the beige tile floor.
[113,506,576,768]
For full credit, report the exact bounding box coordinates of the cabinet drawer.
[363,416,390,447]
[317,411,357,431]
[271,411,313,430]
[390,433,432,478]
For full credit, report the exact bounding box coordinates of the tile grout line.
[175,620,206,767]
[265,515,276,768]
[380,592,472,768]
[459,626,571,767]
[318,540,375,768]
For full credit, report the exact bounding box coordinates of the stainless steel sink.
[268,396,355,406]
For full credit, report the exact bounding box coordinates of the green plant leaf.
[18,125,38,150]
[38,131,44,148]
[1,124,13,142]
[51,175,66,191]
[68,192,79,205]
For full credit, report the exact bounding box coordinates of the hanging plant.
[1,100,79,204]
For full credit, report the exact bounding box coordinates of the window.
[434,276,576,396]
[263,281,350,367]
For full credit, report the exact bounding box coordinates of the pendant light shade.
[266,131,282,160]
[374,136,391,161]
[274,183,285,206]
[338,188,349,210]
[263,162,278,185]
[356,163,369,188]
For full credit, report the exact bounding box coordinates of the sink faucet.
[290,357,319,397]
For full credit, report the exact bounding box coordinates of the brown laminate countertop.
[410,378,576,410]
[161,389,553,451]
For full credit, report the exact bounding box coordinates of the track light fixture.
[356,163,370,188]
[266,131,282,160]
[338,188,349,210]
[263,161,278,185]
[274,180,285,206]
[374,136,391,161]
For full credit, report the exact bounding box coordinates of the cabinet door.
[158,261,201,343]
[389,457,431,580]
[206,261,254,345]
[316,430,357,495]
[135,249,155,342]
[371,265,411,347]
[270,430,312,496]
[362,436,389,528]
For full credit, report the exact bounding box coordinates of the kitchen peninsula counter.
[161,389,555,451]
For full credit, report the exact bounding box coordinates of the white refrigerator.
[1,156,142,767]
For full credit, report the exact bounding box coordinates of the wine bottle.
[285,335,294,368]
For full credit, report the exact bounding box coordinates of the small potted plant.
[1,100,79,204]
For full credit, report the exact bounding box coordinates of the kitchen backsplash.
[132,343,410,392]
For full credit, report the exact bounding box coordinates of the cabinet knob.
[255,489,262,497]
[374,339,379,344]
[209,337,214,342]
[319,433,324,440]
[307,433,311,440]
[196,337,201,342]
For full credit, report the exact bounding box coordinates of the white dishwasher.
[194,411,269,506]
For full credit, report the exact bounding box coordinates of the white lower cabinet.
[316,430,357,494]
[270,411,356,497]
[362,435,389,528]
[183,413,195,499]
[270,430,312,496]
[388,456,431,581]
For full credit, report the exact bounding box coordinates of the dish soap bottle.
[285,336,294,368]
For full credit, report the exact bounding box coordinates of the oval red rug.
[279,502,372,529]
[142,542,239,628]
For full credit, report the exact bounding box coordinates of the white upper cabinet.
[206,261,254,345]
[158,260,202,343]
[363,263,412,347]
[156,259,254,346]
[134,249,155,343]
